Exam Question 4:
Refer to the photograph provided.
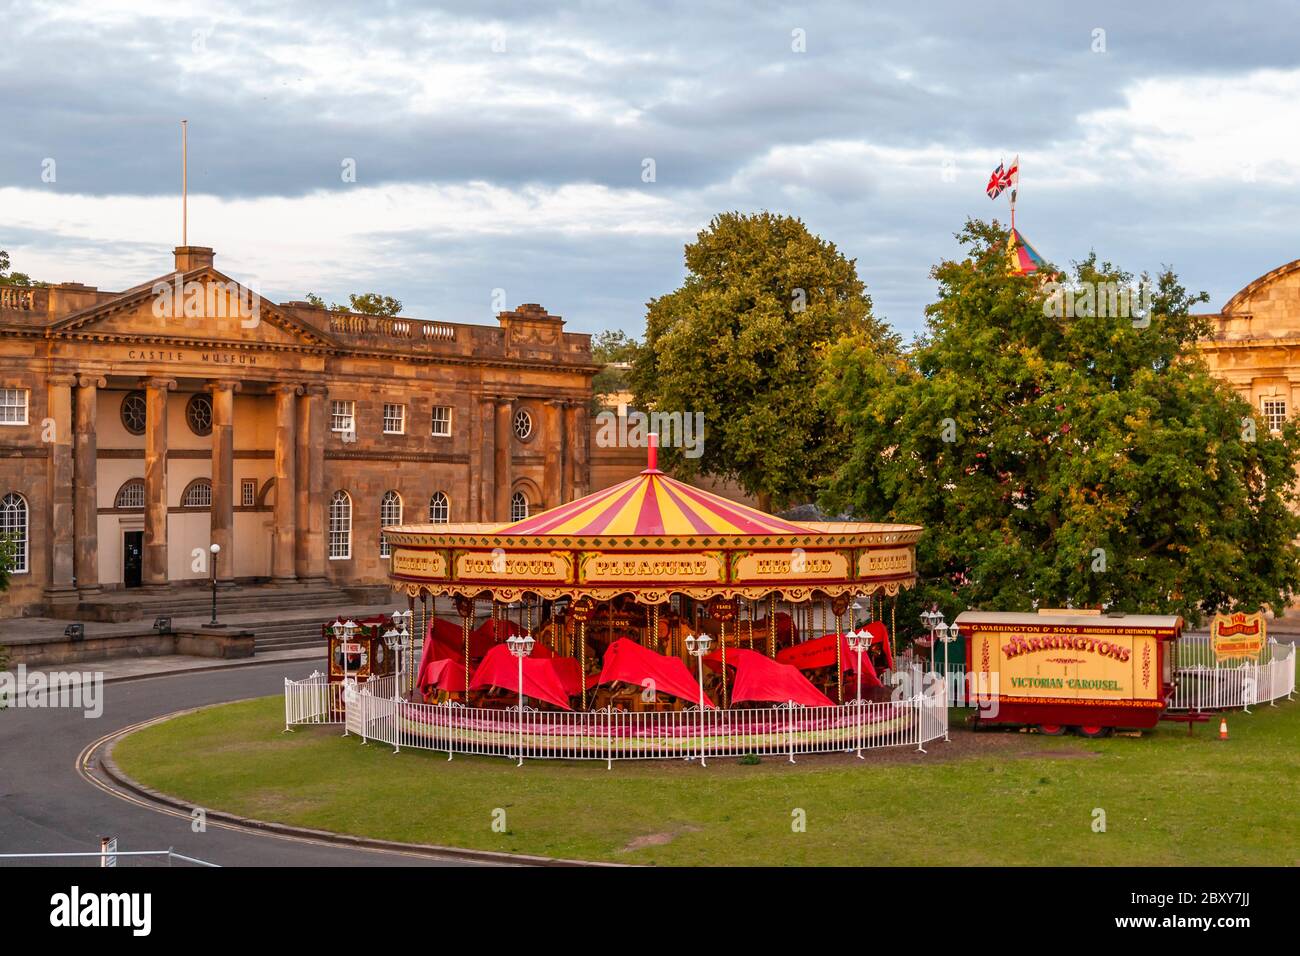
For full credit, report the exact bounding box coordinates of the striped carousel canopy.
[501,463,808,538]
[1007,227,1046,276]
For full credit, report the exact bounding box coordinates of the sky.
[3,0,1299,339]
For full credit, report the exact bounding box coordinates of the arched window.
[428,491,449,524]
[181,478,212,509]
[115,479,146,510]
[0,492,28,574]
[510,490,529,522]
[379,490,402,558]
[329,491,352,560]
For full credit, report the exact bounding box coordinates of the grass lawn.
[114,696,1300,866]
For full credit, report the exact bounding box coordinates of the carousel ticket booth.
[324,616,400,684]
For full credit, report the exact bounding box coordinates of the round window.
[186,394,213,436]
[513,409,533,440]
[120,391,147,435]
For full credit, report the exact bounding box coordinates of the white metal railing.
[1167,642,1295,712]
[329,678,949,765]
[283,671,343,728]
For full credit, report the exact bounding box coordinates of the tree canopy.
[305,291,402,316]
[819,219,1300,625]
[0,249,41,287]
[631,211,897,509]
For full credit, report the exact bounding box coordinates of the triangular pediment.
[50,267,338,350]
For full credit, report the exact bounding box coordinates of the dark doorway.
[123,531,143,588]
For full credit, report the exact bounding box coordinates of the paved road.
[0,660,474,866]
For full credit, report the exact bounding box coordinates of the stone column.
[558,400,574,503]
[568,401,589,498]
[467,394,483,522]
[141,377,176,589]
[44,374,77,606]
[296,384,327,582]
[74,374,105,597]
[493,397,514,521]
[208,380,239,586]
[543,399,563,511]
[477,397,496,521]
[271,383,302,584]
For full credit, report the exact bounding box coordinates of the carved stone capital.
[207,379,243,394]
[140,377,178,391]
[76,374,107,389]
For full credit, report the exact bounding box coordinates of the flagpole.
[181,119,188,248]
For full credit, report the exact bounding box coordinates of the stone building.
[1198,258,1300,431]
[0,246,597,618]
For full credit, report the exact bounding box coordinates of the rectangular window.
[0,388,29,425]
[241,478,257,507]
[330,400,355,434]
[431,405,452,437]
[1263,398,1287,433]
[383,403,406,435]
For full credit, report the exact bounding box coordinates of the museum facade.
[0,246,597,617]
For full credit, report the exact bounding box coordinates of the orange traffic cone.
[1219,718,1228,740]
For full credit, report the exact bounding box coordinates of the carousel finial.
[646,431,659,472]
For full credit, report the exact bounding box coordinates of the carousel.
[322,439,944,763]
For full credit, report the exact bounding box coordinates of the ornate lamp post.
[684,633,713,767]
[208,543,222,627]
[333,618,358,736]
[846,628,871,759]
[382,616,408,753]
[506,632,535,767]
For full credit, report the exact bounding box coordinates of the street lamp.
[846,628,871,759]
[684,633,713,767]
[506,632,535,767]
[333,618,358,736]
[208,543,222,627]
[919,607,947,674]
[395,607,414,693]
[382,620,407,753]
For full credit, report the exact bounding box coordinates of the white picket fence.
[283,671,344,728]
[1166,641,1295,712]
[329,679,949,765]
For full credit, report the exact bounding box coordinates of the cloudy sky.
[3,0,1298,338]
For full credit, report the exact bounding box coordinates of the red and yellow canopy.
[384,445,921,605]
[502,466,806,537]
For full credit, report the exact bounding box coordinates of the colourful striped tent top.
[501,466,809,537]
[1007,228,1045,276]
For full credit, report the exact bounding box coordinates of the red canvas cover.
[591,638,715,707]
[549,656,584,697]
[755,611,798,643]
[729,648,835,708]
[864,620,894,670]
[468,643,574,710]
[419,657,472,694]
[777,633,883,688]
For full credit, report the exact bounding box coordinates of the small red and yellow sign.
[1210,611,1266,662]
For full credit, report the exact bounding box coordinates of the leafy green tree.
[0,535,11,593]
[0,249,41,287]
[591,329,640,407]
[819,219,1300,627]
[304,291,402,316]
[632,211,897,509]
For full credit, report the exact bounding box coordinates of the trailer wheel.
[1037,724,1065,736]
[1077,725,1112,739]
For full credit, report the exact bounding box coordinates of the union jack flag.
[986,162,1008,199]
